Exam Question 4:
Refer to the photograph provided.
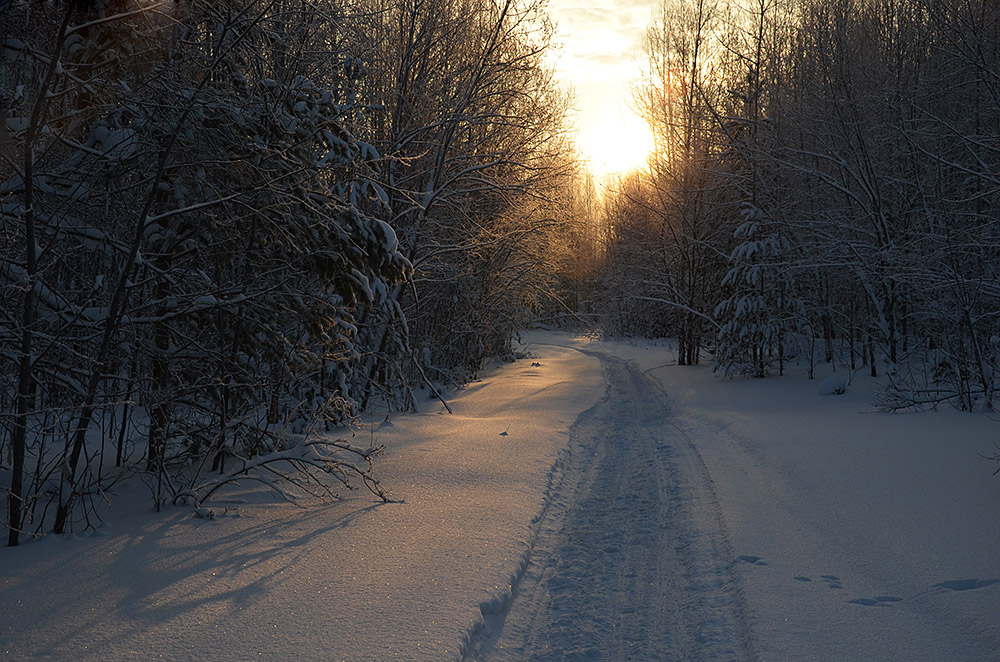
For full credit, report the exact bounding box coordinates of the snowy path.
[470,349,756,661]
[3,332,998,661]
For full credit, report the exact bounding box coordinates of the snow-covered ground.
[586,336,1000,662]
[2,331,999,661]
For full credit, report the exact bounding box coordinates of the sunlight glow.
[542,0,660,183]
[577,105,654,180]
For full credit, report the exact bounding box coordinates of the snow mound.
[818,374,848,395]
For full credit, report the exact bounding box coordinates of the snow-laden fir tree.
[715,205,805,378]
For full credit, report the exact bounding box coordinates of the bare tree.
[354,0,573,388]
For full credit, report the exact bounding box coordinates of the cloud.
[561,7,608,24]
[545,0,656,175]
[582,51,630,68]
[547,0,659,85]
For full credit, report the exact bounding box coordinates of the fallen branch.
[173,437,389,508]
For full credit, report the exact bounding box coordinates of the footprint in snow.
[820,574,843,589]
[737,555,768,566]
[793,574,842,589]
[848,596,903,607]
[935,578,999,592]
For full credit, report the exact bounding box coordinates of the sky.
[545,0,660,181]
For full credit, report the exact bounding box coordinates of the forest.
[1,0,998,546]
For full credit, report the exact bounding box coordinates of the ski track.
[462,349,756,662]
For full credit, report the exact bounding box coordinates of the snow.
[592,336,1000,661]
[4,117,28,133]
[817,373,848,395]
[2,331,999,661]
[0,335,603,661]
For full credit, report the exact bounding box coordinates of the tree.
[1,0,410,542]
[587,0,1000,412]
[622,0,733,363]
[355,0,573,387]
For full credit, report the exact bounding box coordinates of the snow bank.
[0,332,603,661]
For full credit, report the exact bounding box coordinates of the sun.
[576,104,654,181]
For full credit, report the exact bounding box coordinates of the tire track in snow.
[464,351,756,661]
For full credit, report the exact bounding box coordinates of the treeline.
[0,0,578,544]
[594,0,1000,409]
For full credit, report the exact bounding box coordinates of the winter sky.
[546,0,659,179]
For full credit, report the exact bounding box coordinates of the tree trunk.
[8,7,75,544]
[8,264,34,547]
[147,276,171,473]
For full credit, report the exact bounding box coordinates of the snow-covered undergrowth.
[2,331,998,661]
